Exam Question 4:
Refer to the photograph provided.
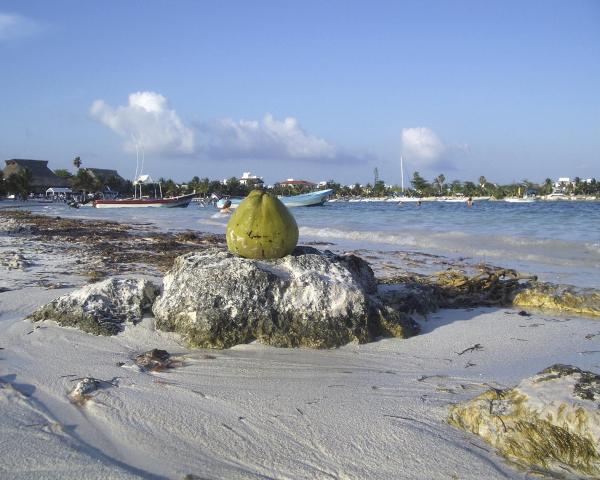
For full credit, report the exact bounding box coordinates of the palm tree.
[73,156,82,170]
[479,176,487,189]
[434,174,445,194]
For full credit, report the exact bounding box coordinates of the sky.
[1,0,599,185]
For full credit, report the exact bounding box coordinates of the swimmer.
[220,199,232,214]
[467,197,473,207]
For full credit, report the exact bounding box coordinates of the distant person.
[416,200,422,207]
[467,197,473,207]
[220,199,232,214]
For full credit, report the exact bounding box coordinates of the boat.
[503,197,535,203]
[397,196,422,203]
[436,197,467,203]
[216,189,333,209]
[93,192,196,208]
[93,174,196,208]
[504,187,536,203]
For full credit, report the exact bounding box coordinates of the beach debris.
[133,349,178,372]
[153,247,418,349]
[29,277,159,335]
[379,268,537,315]
[456,343,483,356]
[449,364,600,478]
[380,267,600,319]
[226,189,299,259]
[68,377,117,405]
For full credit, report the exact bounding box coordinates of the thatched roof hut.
[84,168,125,184]
[3,159,69,193]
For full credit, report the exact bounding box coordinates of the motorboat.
[216,189,333,209]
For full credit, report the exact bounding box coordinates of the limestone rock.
[1,252,30,270]
[152,247,418,348]
[449,364,600,478]
[30,278,159,335]
[0,217,34,235]
[513,283,600,318]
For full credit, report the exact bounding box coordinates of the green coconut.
[226,190,299,259]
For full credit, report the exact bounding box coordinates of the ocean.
[24,199,600,288]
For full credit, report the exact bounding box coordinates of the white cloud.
[90,92,195,155]
[199,113,340,161]
[401,127,445,165]
[0,12,41,41]
[91,92,360,164]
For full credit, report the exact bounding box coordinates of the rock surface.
[30,277,159,335]
[449,364,600,478]
[513,283,600,318]
[153,247,418,348]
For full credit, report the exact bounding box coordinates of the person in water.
[416,200,422,207]
[467,197,473,207]
[220,199,232,214]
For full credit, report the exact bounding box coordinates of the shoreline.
[1,209,599,479]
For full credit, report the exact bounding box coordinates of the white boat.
[217,189,333,209]
[397,196,422,203]
[436,197,467,203]
[504,197,535,203]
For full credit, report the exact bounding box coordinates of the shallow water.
[13,199,600,288]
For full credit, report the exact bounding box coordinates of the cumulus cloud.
[91,91,360,164]
[198,113,341,161]
[0,12,42,41]
[90,92,195,154]
[401,127,445,164]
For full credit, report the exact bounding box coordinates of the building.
[553,177,575,193]
[84,168,125,185]
[275,178,316,188]
[3,159,69,194]
[238,172,264,186]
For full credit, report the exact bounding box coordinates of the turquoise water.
[18,199,600,288]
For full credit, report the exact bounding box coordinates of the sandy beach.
[1,210,599,479]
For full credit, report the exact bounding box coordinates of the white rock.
[449,364,600,478]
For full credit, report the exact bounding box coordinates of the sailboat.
[93,141,196,208]
[93,174,196,208]
[397,155,420,202]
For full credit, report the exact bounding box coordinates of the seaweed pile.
[380,267,600,318]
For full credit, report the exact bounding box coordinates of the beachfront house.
[274,178,316,195]
[83,167,126,198]
[553,177,574,194]
[238,172,264,187]
[275,179,316,189]
[3,159,70,194]
[84,167,125,185]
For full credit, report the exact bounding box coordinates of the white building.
[238,172,264,186]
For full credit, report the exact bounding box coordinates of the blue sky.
[1,0,598,185]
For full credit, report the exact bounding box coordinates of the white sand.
[1,231,599,479]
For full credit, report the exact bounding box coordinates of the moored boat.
[216,189,333,209]
[93,192,196,208]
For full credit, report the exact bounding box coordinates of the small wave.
[199,217,228,225]
[585,242,600,254]
[299,226,598,269]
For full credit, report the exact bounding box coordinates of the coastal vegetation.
[1,162,598,199]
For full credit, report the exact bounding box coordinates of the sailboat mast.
[400,155,404,193]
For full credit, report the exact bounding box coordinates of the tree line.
[1,160,598,199]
